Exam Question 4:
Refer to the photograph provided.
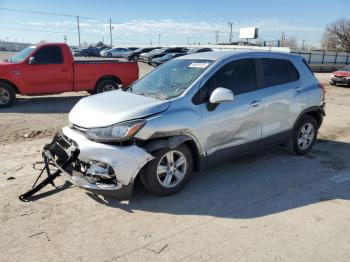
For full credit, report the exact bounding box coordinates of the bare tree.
[322,18,350,52]
[281,37,298,49]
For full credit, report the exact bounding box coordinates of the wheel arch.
[0,79,20,93]
[95,75,122,89]
[141,135,201,171]
[294,106,325,130]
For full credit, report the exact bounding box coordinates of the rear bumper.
[45,127,154,198]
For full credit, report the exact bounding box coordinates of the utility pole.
[109,18,113,48]
[63,35,67,44]
[158,33,161,45]
[76,16,81,47]
[215,30,220,44]
[187,36,190,45]
[302,39,305,50]
[228,22,233,44]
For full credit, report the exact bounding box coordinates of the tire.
[141,144,193,196]
[0,82,16,108]
[133,55,139,61]
[95,79,120,93]
[107,53,112,58]
[287,115,318,155]
[329,81,336,86]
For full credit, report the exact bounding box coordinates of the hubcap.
[0,88,10,105]
[102,84,118,92]
[297,123,315,150]
[156,150,187,188]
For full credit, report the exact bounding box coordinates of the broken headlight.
[85,120,146,142]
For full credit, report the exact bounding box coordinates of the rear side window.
[262,58,300,87]
[34,46,63,64]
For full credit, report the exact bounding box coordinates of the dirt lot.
[1,51,350,261]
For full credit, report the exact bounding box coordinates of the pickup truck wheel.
[96,79,120,93]
[287,115,318,155]
[142,145,193,196]
[0,83,15,108]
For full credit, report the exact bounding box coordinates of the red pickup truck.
[0,43,139,108]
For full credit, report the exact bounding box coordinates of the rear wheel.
[141,145,193,196]
[133,55,139,61]
[96,79,120,93]
[288,115,318,155]
[107,53,112,58]
[0,83,16,108]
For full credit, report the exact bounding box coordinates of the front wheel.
[287,115,318,155]
[141,145,193,196]
[107,53,112,58]
[0,83,16,108]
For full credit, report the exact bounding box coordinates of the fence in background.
[292,50,350,72]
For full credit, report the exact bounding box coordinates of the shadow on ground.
[0,95,86,114]
[27,139,350,219]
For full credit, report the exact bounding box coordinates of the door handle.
[295,87,304,93]
[250,100,262,107]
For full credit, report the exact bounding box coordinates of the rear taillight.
[319,83,326,101]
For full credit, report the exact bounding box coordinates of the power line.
[0,7,107,22]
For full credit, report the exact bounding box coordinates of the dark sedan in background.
[141,47,188,64]
[124,47,160,61]
[151,52,186,66]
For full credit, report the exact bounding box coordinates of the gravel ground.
[1,51,350,262]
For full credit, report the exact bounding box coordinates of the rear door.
[259,58,302,144]
[22,46,72,94]
[199,58,265,155]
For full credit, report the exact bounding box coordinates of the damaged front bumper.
[21,126,154,200]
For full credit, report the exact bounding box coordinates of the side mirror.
[209,87,234,104]
[28,57,36,65]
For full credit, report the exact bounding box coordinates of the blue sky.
[0,0,349,47]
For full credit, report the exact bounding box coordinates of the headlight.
[330,74,334,78]
[85,120,146,142]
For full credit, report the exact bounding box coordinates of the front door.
[199,58,265,155]
[22,45,72,94]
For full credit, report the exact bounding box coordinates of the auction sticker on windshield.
[189,62,209,68]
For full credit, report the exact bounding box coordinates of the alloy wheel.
[156,150,188,188]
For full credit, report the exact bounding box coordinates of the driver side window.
[33,46,63,64]
[199,59,258,102]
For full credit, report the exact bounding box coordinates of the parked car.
[36,51,325,199]
[151,52,186,66]
[187,47,213,54]
[124,47,160,61]
[329,65,350,86]
[73,46,101,57]
[100,48,129,58]
[0,43,139,108]
[127,47,138,51]
[141,47,188,64]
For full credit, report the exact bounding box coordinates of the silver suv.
[41,51,326,198]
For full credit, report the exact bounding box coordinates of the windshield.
[7,46,36,63]
[148,49,163,55]
[131,59,213,100]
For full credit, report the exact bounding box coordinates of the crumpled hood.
[69,90,170,128]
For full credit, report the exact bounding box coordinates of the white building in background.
[0,41,31,52]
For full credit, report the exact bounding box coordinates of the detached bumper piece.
[19,132,133,201]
